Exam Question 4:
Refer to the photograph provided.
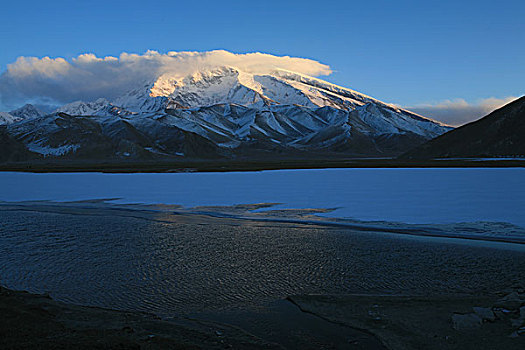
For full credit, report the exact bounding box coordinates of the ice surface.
[0,168,524,228]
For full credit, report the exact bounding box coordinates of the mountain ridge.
[401,96,525,159]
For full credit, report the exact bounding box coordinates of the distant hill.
[402,96,525,159]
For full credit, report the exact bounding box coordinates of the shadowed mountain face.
[0,127,38,163]
[402,96,525,159]
[0,67,451,162]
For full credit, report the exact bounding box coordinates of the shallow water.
[1,168,524,227]
[1,206,524,318]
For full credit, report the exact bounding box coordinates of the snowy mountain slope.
[7,112,222,159]
[145,66,375,110]
[55,98,135,117]
[10,104,45,120]
[113,84,168,113]
[0,104,46,125]
[0,112,20,125]
[1,65,452,161]
[55,99,109,115]
[147,66,434,119]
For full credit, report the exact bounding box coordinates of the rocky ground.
[289,290,525,350]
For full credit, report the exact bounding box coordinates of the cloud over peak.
[0,50,332,108]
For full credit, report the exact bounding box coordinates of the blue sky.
[0,0,523,124]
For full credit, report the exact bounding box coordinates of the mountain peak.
[150,66,239,97]
[55,98,110,115]
[0,104,45,125]
[10,104,45,119]
[54,98,136,117]
[140,66,441,124]
[148,66,273,109]
[2,104,45,124]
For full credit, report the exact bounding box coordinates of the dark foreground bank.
[0,286,279,350]
[0,157,524,173]
[2,285,525,350]
[0,286,390,350]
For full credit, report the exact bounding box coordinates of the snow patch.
[0,112,21,125]
[27,142,80,156]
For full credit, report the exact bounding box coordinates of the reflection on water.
[1,207,524,317]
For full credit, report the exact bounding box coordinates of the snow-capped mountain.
[0,104,45,125]
[2,66,452,161]
[10,104,45,119]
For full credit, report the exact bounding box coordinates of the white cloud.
[407,96,520,126]
[0,50,332,108]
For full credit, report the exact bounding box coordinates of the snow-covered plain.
[0,168,524,228]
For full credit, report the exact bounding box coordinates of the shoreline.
[2,201,525,247]
[1,158,525,173]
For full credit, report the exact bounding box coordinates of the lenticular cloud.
[0,50,332,108]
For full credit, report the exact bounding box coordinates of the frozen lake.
[1,168,524,227]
